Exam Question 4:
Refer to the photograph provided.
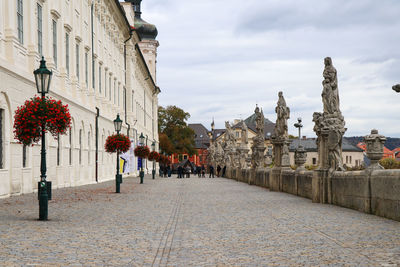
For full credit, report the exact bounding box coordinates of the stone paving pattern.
[0,175,399,266]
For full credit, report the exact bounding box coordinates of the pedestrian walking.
[217,165,221,177]
[201,165,205,177]
[222,166,226,177]
[167,165,171,177]
[197,166,201,177]
[178,166,183,178]
[209,165,214,178]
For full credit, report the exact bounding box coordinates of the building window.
[69,129,72,165]
[79,129,82,164]
[118,84,120,106]
[88,132,90,164]
[123,87,126,111]
[178,154,183,162]
[109,76,111,101]
[350,156,352,164]
[85,52,88,87]
[346,156,348,164]
[236,132,240,138]
[92,58,95,90]
[65,33,69,75]
[52,20,57,67]
[104,70,107,98]
[99,65,102,93]
[312,158,317,165]
[17,0,23,44]
[114,80,116,104]
[76,43,80,80]
[37,4,42,55]
[183,155,188,160]
[57,134,61,166]
[131,91,134,112]
[0,109,3,169]
[22,145,27,168]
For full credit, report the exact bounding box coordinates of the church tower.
[122,0,159,82]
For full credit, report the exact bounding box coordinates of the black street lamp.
[114,114,123,193]
[139,133,145,184]
[151,141,156,179]
[34,57,52,221]
[393,84,400,93]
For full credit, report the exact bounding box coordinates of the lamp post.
[151,141,156,179]
[294,117,306,169]
[139,133,145,184]
[114,114,123,193]
[294,117,303,142]
[34,57,52,221]
[393,84,400,93]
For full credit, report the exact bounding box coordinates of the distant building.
[357,142,395,159]
[290,138,364,168]
[214,114,276,155]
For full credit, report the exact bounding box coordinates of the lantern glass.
[139,133,145,146]
[113,114,123,132]
[151,141,156,151]
[33,57,52,94]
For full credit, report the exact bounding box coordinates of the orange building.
[357,142,395,159]
[168,124,210,167]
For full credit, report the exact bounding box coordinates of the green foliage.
[288,134,297,139]
[158,105,197,156]
[379,158,400,169]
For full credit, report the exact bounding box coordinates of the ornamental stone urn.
[364,129,386,169]
[294,145,307,170]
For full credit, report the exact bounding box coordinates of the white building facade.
[0,0,159,198]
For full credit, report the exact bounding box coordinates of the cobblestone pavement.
[0,176,399,266]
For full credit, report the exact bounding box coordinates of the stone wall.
[297,171,313,199]
[224,167,400,222]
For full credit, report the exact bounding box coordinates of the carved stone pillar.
[364,129,386,169]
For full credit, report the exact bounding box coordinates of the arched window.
[69,128,72,165]
[79,129,82,164]
[57,134,61,166]
[88,131,90,164]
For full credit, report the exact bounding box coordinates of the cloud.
[140,0,400,137]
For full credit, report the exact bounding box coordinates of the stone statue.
[322,57,341,115]
[240,120,248,146]
[225,121,236,148]
[313,57,346,171]
[253,105,265,146]
[274,91,290,138]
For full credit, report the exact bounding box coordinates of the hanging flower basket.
[148,151,160,162]
[134,145,150,158]
[13,96,71,146]
[105,134,131,153]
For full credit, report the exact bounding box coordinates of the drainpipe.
[124,29,133,138]
[95,107,99,182]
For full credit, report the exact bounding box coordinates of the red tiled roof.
[357,142,395,159]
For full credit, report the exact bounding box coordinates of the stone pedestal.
[270,167,281,191]
[312,169,331,204]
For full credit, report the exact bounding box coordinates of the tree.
[158,105,197,156]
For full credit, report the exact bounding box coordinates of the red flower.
[148,151,160,161]
[13,95,71,146]
[105,134,131,153]
[134,146,150,159]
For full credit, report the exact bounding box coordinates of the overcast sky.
[141,0,400,137]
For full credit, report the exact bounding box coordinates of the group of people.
[208,165,226,178]
[158,164,227,179]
